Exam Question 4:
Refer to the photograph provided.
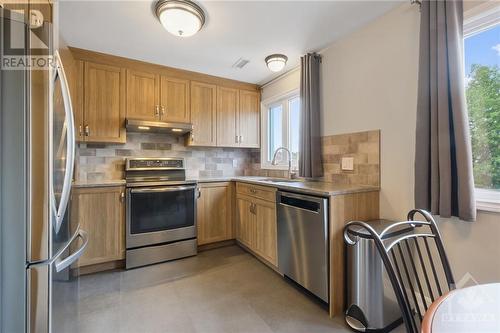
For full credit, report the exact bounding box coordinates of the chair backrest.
[344,209,455,333]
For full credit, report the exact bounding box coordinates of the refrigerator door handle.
[50,50,76,234]
[55,229,88,273]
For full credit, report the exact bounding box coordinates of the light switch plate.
[341,157,354,171]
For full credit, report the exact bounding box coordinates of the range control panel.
[126,158,184,170]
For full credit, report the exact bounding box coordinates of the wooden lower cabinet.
[236,193,277,267]
[197,182,234,245]
[254,200,277,265]
[70,186,125,268]
[236,196,255,249]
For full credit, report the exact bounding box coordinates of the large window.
[261,91,300,170]
[464,4,500,211]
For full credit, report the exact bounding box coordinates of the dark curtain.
[415,0,476,221]
[299,53,323,178]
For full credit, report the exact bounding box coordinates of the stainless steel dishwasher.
[277,191,329,303]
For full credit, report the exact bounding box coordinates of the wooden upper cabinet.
[188,81,217,146]
[71,186,125,268]
[84,61,126,143]
[217,86,239,147]
[239,90,260,148]
[126,69,159,121]
[197,182,233,245]
[159,76,190,123]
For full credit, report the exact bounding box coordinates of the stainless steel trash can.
[344,220,411,333]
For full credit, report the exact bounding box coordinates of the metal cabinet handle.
[161,105,165,117]
[249,188,257,194]
[240,135,244,143]
[79,125,83,137]
[84,125,90,136]
[155,105,160,117]
[120,192,125,202]
[196,188,201,199]
[235,135,239,143]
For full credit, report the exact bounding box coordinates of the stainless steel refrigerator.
[1,8,87,333]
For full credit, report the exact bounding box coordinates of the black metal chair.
[344,209,455,333]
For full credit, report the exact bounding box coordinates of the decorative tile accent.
[75,133,253,182]
[321,129,380,186]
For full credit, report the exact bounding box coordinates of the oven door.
[126,185,197,248]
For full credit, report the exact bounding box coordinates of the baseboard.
[197,239,236,251]
[235,240,281,275]
[73,260,125,276]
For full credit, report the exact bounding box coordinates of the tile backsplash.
[75,133,254,182]
[75,129,380,186]
[321,130,380,186]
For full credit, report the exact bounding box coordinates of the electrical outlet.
[341,157,354,171]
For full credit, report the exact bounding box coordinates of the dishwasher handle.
[278,191,325,214]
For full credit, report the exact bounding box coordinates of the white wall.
[320,3,500,283]
[261,67,300,101]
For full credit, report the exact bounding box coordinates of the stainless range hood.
[126,119,193,135]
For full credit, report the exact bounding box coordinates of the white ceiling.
[59,1,402,85]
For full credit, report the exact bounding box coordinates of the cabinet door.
[71,186,125,267]
[238,90,260,148]
[217,86,239,147]
[189,81,217,146]
[159,76,190,123]
[197,182,233,245]
[84,62,126,143]
[126,69,159,121]
[254,200,277,266]
[236,196,255,249]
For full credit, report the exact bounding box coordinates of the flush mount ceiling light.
[265,54,288,72]
[155,0,205,38]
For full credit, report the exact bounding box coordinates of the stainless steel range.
[125,158,197,269]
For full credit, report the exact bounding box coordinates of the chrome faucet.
[271,147,297,179]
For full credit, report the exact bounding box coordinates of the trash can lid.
[346,219,414,240]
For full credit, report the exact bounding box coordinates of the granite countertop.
[72,176,379,196]
[214,177,379,196]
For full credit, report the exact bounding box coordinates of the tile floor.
[62,245,353,333]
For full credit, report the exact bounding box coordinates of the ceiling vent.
[232,58,250,69]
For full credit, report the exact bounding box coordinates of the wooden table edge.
[421,290,455,333]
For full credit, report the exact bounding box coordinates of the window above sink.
[261,89,301,171]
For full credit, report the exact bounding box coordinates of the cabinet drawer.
[236,182,276,203]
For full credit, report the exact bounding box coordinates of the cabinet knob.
[120,192,125,202]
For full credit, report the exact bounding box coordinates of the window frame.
[260,89,300,170]
[463,3,500,213]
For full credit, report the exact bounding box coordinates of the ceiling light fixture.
[155,0,205,38]
[265,54,288,72]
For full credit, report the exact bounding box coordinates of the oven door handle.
[129,185,196,194]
